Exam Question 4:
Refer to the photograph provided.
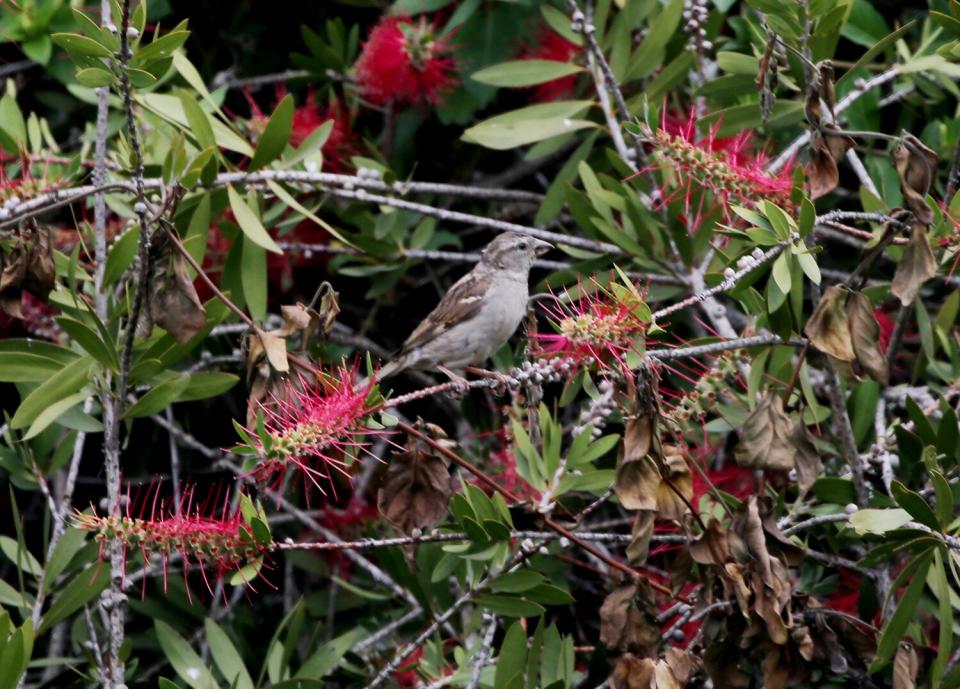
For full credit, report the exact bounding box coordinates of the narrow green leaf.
[51,33,114,58]
[836,20,917,88]
[495,621,527,689]
[250,93,294,170]
[123,374,191,418]
[228,185,282,254]
[38,565,108,635]
[204,618,254,689]
[0,536,42,577]
[872,550,932,669]
[155,619,218,689]
[241,234,267,321]
[471,60,583,87]
[55,317,118,370]
[177,90,216,150]
[10,356,93,430]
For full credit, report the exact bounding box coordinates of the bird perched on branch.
[375,232,552,387]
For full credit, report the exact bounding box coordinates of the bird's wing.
[401,268,492,352]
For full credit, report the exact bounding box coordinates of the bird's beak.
[533,239,553,256]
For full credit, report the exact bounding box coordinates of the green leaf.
[495,621,527,689]
[891,480,940,530]
[55,317,118,370]
[265,180,353,247]
[476,594,546,617]
[491,570,545,593]
[771,252,792,294]
[624,0,685,81]
[138,93,253,156]
[133,30,190,67]
[0,536,42,577]
[22,391,90,441]
[931,549,954,688]
[38,565,108,634]
[228,185,282,254]
[204,618,254,689]
[872,550,932,670]
[250,93,294,170]
[178,372,240,402]
[471,60,583,87]
[0,352,65,383]
[296,629,365,680]
[75,67,115,87]
[931,471,954,529]
[835,20,917,89]
[156,620,219,689]
[241,234,267,321]
[177,91,216,151]
[461,101,595,150]
[0,91,26,149]
[42,527,88,594]
[10,356,93,430]
[848,507,912,535]
[123,374,191,418]
[51,33,114,58]
[103,226,140,285]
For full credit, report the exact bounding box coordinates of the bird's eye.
[519,241,529,250]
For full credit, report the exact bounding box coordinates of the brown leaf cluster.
[610,649,701,689]
[893,133,938,225]
[804,66,854,200]
[245,283,341,427]
[891,223,937,307]
[0,221,56,318]
[141,232,207,344]
[691,498,874,689]
[613,367,694,563]
[378,421,453,534]
[599,580,661,655]
[804,286,888,384]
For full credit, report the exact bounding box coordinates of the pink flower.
[354,15,457,106]
[538,277,650,369]
[73,484,271,599]
[519,26,580,102]
[640,110,794,231]
[245,364,386,494]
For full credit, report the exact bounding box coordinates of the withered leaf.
[0,238,27,318]
[734,391,796,471]
[804,285,855,362]
[600,581,660,654]
[151,250,207,343]
[689,519,732,567]
[655,445,693,521]
[23,224,55,301]
[762,646,789,689]
[703,643,750,689]
[790,421,822,500]
[845,290,888,384]
[892,641,918,689]
[610,654,655,689]
[818,61,837,118]
[248,330,290,373]
[893,133,938,225]
[891,223,937,307]
[615,456,660,511]
[626,510,655,564]
[378,422,453,534]
[807,125,854,200]
[792,625,815,662]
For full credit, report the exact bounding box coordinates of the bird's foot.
[437,365,471,396]
[466,367,515,396]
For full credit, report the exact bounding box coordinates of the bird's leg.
[437,365,471,395]
[465,366,514,396]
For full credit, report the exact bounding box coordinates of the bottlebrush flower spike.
[538,276,651,370]
[354,15,457,106]
[519,26,581,102]
[73,486,272,599]
[641,110,793,231]
[238,363,386,494]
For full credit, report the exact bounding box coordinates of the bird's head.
[480,232,552,272]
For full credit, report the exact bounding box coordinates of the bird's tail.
[374,358,403,382]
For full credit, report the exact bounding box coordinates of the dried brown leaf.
[893,133,938,224]
[892,641,918,689]
[151,250,207,343]
[615,456,660,511]
[790,421,822,500]
[378,422,453,534]
[626,510,655,564]
[734,391,796,471]
[804,285,855,362]
[892,223,937,307]
[846,290,889,384]
[655,446,693,521]
[0,238,26,318]
[23,224,55,301]
[611,654,656,689]
[600,581,660,654]
[806,125,854,200]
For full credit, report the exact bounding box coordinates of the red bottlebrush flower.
[824,568,861,614]
[243,364,387,494]
[0,292,61,340]
[519,26,581,102]
[538,277,650,370]
[642,110,794,231]
[73,485,272,599]
[874,307,894,354]
[354,15,457,106]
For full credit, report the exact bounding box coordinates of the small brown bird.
[376,232,551,384]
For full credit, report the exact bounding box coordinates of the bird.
[375,232,552,387]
